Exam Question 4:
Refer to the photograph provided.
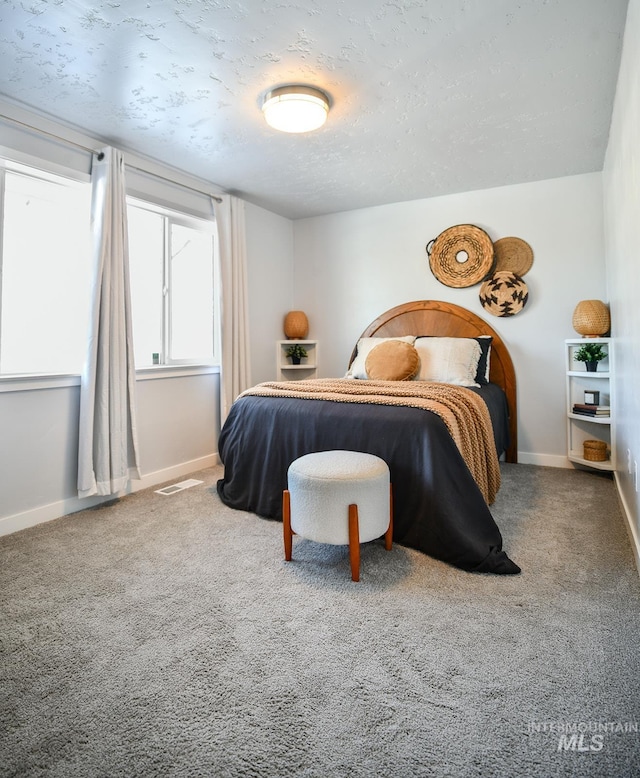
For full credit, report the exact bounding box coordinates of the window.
[0,162,91,375]
[127,199,218,367]
[0,159,217,377]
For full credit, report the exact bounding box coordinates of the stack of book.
[572,403,610,417]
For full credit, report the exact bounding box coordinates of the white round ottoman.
[283,450,393,582]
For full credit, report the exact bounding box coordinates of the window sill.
[0,373,81,392]
[0,364,220,392]
[135,364,220,381]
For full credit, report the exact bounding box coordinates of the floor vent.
[154,478,204,496]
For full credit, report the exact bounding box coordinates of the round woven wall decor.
[493,237,534,277]
[479,271,529,317]
[427,224,495,288]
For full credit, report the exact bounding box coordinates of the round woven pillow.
[365,340,420,381]
[428,224,495,288]
[479,271,529,317]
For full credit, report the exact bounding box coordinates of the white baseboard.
[517,451,572,468]
[614,472,640,577]
[0,454,220,538]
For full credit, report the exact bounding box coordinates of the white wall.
[0,372,219,535]
[245,202,295,385]
[603,0,640,562]
[293,173,606,466]
[135,374,220,473]
[0,383,82,520]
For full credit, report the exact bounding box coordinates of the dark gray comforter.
[216,383,520,574]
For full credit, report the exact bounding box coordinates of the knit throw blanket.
[240,379,500,504]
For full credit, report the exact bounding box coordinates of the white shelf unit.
[565,338,614,472]
[276,340,318,381]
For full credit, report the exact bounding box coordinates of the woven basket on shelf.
[427,224,495,288]
[283,310,309,339]
[583,440,608,462]
[572,300,610,337]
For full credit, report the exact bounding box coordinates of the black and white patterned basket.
[479,271,529,317]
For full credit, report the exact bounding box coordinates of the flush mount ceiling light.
[262,85,330,133]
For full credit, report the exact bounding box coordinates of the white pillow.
[413,337,482,387]
[346,336,416,379]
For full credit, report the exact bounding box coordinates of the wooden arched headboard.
[349,300,517,463]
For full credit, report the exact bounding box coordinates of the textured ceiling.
[0,0,629,219]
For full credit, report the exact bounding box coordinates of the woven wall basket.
[583,440,608,462]
[283,310,309,339]
[572,300,610,337]
[479,271,529,317]
[427,224,495,288]
[493,237,534,277]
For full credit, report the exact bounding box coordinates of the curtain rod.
[124,161,223,203]
[3,113,223,202]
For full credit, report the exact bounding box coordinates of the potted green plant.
[574,343,607,372]
[285,344,308,365]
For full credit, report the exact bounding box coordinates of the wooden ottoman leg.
[385,483,393,551]
[283,489,293,561]
[348,503,360,582]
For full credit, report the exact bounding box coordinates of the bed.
[217,300,520,575]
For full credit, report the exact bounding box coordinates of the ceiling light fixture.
[262,85,330,133]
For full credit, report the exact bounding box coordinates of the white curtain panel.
[77,147,141,498]
[213,195,252,422]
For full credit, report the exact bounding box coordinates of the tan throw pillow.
[345,336,416,379]
[365,340,420,381]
